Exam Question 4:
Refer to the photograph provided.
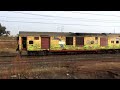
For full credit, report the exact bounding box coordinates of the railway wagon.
[17,31,120,55]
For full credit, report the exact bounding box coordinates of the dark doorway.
[22,37,27,50]
[41,37,50,49]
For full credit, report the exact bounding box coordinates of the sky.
[1,11,120,36]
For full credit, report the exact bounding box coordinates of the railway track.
[1,48,120,57]
[0,54,120,65]
[0,53,120,79]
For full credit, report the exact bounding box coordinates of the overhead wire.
[8,11,120,21]
[65,11,120,17]
[0,19,120,27]
[6,11,120,23]
[2,15,120,24]
[2,11,120,34]
[8,11,120,20]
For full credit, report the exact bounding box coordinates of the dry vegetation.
[0,36,17,56]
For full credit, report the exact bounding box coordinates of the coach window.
[91,41,94,44]
[66,37,73,45]
[95,37,98,40]
[76,37,84,46]
[29,41,33,44]
[34,37,39,40]
[116,41,119,44]
[111,41,114,43]
[76,37,81,45]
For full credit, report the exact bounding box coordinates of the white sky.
[1,11,120,36]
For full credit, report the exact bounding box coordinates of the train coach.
[17,31,120,55]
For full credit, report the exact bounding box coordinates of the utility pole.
[114,27,115,33]
[57,26,59,32]
[61,25,64,32]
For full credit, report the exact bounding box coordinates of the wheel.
[27,51,31,56]
[43,50,48,56]
[38,51,48,56]
[19,51,22,56]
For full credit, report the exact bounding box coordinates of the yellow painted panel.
[27,36,34,40]
[27,36,41,51]
[84,36,100,50]
[50,36,66,50]
[19,36,22,50]
[107,36,120,49]
[19,35,120,51]
[84,36,99,45]
[73,36,76,47]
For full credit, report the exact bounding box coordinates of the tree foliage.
[0,23,10,36]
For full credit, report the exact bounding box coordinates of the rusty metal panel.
[76,37,84,46]
[100,37,108,46]
[41,37,50,49]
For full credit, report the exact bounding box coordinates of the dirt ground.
[0,54,120,79]
[0,38,120,79]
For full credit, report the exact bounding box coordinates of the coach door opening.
[100,37,108,47]
[41,37,50,49]
[22,37,27,50]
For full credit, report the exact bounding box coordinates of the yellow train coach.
[17,31,120,55]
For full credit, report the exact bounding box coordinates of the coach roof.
[19,31,74,36]
[19,31,120,37]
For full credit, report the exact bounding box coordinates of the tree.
[0,23,10,36]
